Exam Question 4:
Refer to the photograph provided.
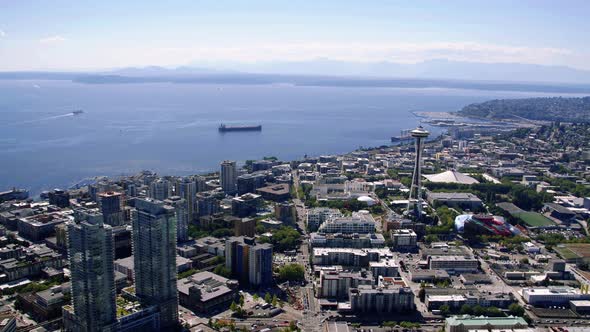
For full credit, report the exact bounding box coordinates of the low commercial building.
[17,284,69,321]
[307,208,341,231]
[0,245,64,281]
[570,300,590,315]
[178,271,238,313]
[194,236,226,257]
[349,284,414,313]
[522,286,590,307]
[428,255,479,274]
[256,183,291,201]
[427,192,483,210]
[312,248,393,267]
[426,292,513,310]
[445,315,528,332]
[18,212,71,242]
[409,269,450,283]
[309,232,385,248]
[317,211,376,234]
[459,273,492,285]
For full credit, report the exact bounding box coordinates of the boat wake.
[3,112,78,127]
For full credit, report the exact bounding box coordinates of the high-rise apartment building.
[164,196,189,243]
[225,237,272,287]
[132,198,179,329]
[98,191,125,226]
[149,179,170,201]
[196,191,221,217]
[66,209,117,332]
[175,178,196,222]
[220,160,237,195]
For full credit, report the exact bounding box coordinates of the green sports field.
[516,211,556,227]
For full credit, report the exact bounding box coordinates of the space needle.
[407,126,430,219]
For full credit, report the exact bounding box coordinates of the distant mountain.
[106,65,231,76]
[457,96,590,122]
[203,59,590,84]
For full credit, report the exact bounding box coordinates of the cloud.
[0,29,5,37]
[39,35,66,44]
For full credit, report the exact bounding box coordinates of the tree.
[424,234,440,244]
[278,264,305,281]
[230,301,238,312]
[439,305,450,316]
[473,305,486,316]
[460,304,473,315]
[272,294,278,306]
[252,293,260,301]
[486,306,503,317]
[214,265,231,278]
[508,303,525,316]
[239,294,245,307]
[264,292,272,304]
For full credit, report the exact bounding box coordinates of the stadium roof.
[424,170,479,184]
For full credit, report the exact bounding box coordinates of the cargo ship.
[218,124,262,132]
[72,110,84,115]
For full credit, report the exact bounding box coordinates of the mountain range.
[182,59,590,84]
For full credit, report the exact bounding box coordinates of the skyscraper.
[407,126,430,218]
[175,177,196,223]
[220,160,238,195]
[164,196,189,243]
[98,191,124,226]
[66,209,117,332]
[149,179,170,201]
[132,198,179,330]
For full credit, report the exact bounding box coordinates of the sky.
[0,0,589,71]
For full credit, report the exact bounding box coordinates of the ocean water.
[0,80,577,195]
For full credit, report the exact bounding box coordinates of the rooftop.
[424,170,479,185]
[445,315,527,327]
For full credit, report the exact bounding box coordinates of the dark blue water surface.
[0,80,577,195]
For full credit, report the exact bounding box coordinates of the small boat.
[72,110,84,115]
[218,124,262,132]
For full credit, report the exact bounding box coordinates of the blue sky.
[0,0,589,70]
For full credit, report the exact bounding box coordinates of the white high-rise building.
[220,160,238,194]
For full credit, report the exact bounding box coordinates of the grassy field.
[516,211,556,227]
[555,246,581,260]
[564,243,590,258]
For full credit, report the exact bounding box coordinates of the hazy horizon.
[1,1,589,76]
